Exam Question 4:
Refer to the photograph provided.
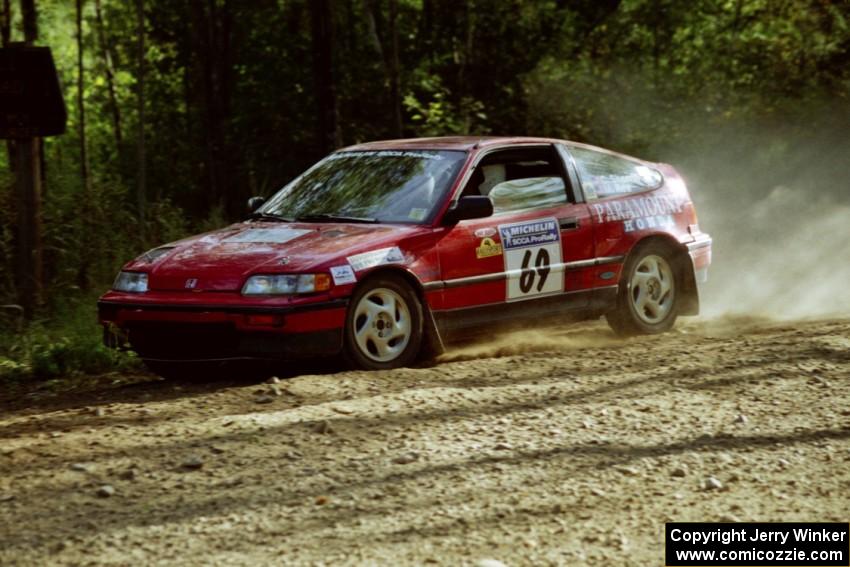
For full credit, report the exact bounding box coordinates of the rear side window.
[569,146,663,200]
[489,177,566,214]
[464,146,569,215]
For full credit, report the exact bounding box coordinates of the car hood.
[135,222,423,292]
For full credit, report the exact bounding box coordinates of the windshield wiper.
[247,211,293,222]
[295,213,379,224]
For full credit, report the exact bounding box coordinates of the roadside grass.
[0,292,142,383]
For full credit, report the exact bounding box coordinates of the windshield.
[259,150,467,224]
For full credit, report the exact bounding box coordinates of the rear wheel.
[344,276,423,370]
[606,243,680,336]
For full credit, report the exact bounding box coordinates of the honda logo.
[185,278,198,289]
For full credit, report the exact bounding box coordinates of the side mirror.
[247,196,266,212]
[442,195,494,224]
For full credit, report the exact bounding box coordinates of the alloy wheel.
[352,287,412,362]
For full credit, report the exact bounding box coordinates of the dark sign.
[0,45,67,138]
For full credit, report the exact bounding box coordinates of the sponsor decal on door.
[475,237,502,259]
[497,217,564,301]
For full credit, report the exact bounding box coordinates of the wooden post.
[15,0,44,316]
[13,137,43,315]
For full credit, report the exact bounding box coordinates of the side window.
[569,146,663,200]
[466,146,568,215]
[489,177,566,213]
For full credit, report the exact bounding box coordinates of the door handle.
[559,217,580,230]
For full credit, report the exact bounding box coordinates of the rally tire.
[606,242,680,336]
[344,275,424,370]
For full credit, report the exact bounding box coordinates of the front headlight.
[242,273,332,295]
[113,271,149,293]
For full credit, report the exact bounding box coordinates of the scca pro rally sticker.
[498,217,564,301]
[347,247,405,272]
[330,265,357,285]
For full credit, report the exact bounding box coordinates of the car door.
[433,144,596,333]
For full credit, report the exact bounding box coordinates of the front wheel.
[343,276,423,370]
[606,243,680,336]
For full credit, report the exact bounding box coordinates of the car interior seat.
[478,164,506,196]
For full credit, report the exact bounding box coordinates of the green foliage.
[403,75,488,136]
[523,0,850,154]
[0,296,141,382]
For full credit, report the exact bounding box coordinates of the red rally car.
[98,137,712,376]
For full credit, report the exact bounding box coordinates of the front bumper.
[98,291,347,361]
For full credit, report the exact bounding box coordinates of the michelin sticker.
[347,247,405,272]
[224,227,310,244]
[330,265,357,285]
[498,217,564,301]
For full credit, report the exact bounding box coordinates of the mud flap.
[422,305,446,357]
[678,252,701,316]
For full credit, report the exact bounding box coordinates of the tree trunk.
[419,0,433,61]
[311,0,341,154]
[94,0,123,151]
[457,0,475,132]
[75,0,91,290]
[188,0,235,217]
[136,0,146,231]
[1,0,10,45]
[76,0,90,194]
[2,0,13,168]
[363,0,401,137]
[22,0,48,197]
[20,0,35,40]
[362,0,383,58]
[387,0,402,137]
[14,0,43,316]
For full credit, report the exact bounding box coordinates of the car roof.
[340,136,561,152]
[338,136,650,163]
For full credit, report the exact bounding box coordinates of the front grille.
[127,322,239,360]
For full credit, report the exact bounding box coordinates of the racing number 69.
[519,248,551,293]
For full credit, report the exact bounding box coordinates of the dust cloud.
[676,109,850,321]
[698,186,850,319]
[437,325,620,363]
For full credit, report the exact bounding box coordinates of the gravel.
[95,485,115,498]
[0,318,848,566]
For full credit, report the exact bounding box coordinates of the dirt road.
[1,317,848,566]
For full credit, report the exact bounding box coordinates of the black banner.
[666,523,849,566]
